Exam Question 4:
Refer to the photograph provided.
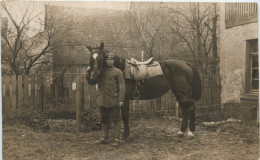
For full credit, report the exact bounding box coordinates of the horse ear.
[86,45,92,52]
[100,42,104,50]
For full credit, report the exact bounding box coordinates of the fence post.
[76,70,81,133]
[257,98,259,126]
[54,80,58,109]
[15,74,19,113]
[11,75,16,114]
[83,76,89,111]
[175,101,179,118]
[41,75,44,111]
[2,76,8,115]
[18,75,23,114]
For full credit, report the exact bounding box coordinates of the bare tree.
[164,3,218,73]
[129,2,165,58]
[1,1,74,75]
[1,1,76,111]
[204,3,219,74]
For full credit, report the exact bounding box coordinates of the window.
[250,40,258,92]
[246,39,258,94]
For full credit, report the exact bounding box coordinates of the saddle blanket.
[124,60,163,80]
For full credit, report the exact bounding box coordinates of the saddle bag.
[131,65,149,80]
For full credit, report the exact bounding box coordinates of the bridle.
[90,48,104,79]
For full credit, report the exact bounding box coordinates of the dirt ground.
[3,116,259,160]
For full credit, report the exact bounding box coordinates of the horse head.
[86,42,107,84]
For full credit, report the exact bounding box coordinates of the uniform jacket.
[97,67,125,107]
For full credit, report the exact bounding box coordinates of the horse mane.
[103,49,110,54]
[107,54,125,71]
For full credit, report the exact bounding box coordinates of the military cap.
[105,52,115,59]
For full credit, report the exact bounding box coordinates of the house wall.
[219,3,258,104]
[47,5,137,98]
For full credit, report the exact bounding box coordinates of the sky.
[2,1,131,18]
[48,1,131,10]
[1,1,131,36]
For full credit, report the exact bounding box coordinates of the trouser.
[100,107,121,140]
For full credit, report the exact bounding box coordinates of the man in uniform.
[95,52,125,147]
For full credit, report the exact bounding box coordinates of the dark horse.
[86,42,202,139]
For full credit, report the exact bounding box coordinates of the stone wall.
[222,102,257,121]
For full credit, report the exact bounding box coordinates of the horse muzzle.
[90,70,100,80]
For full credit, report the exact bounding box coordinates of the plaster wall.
[219,3,258,103]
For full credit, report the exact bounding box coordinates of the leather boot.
[111,121,121,147]
[95,123,109,145]
[113,121,121,138]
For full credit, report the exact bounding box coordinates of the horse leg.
[179,103,189,136]
[186,103,196,138]
[121,100,130,140]
[178,102,196,137]
[189,103,196,132]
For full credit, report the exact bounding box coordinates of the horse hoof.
[186,131,194,138]
[121,134,129,140]
[177,131,184,137]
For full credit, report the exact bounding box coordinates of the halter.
[90,48,105,77]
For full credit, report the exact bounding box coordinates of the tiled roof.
[46,5,136,66]
[53,46,90,65]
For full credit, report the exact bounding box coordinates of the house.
[46,3,223,108]
[44,5,137,98]
[219,2,258,120]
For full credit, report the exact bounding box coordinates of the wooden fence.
[2,73,221,120]
[2,73,94,117]
[128,73,221,119]
[2,74,52,116]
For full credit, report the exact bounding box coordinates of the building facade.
[219,2,258,120]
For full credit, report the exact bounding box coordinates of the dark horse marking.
[86,42,202,139]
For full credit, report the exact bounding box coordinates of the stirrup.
[133,80,140,99]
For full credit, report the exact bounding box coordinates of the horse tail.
[191,66,202,101]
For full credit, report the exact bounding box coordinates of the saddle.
[124,57,164,99]
[124,57,163,81]
[130,57,154,65]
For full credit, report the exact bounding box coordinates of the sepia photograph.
[1,1,259,159]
